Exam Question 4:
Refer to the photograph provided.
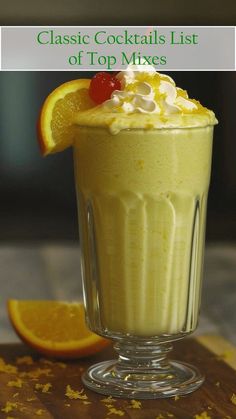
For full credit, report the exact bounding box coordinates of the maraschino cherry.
[89,72,121,104]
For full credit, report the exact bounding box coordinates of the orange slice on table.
[8,300,110,359]
[38,79,94,156]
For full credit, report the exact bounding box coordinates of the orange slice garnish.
[8,300,110,359]
[38,79,94,156]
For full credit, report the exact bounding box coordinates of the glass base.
[82,344,204,399]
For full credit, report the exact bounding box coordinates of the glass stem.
[113,341,173,376]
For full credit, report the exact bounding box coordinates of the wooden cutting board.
[0,335,235,419]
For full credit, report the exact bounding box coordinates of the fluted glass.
[74,126,214,398]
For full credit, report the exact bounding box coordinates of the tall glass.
[73,125,214,399]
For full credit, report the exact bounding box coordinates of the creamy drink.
[73,67,217,340]
[38,65,217,397]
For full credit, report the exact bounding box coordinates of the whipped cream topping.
[74,64,217,133]
[103,65,199,115]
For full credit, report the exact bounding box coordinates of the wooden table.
[0,335,236,418]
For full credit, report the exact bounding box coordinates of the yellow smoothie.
[73,68,217,338]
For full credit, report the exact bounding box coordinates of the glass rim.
[74,124,216,132]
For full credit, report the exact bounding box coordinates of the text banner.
[1,26,235,70]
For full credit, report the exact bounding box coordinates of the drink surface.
[74,67,217,133]
[74,126,213,338]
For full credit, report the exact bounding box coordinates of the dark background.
[0,71,235,242]
[0,0,236,25]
